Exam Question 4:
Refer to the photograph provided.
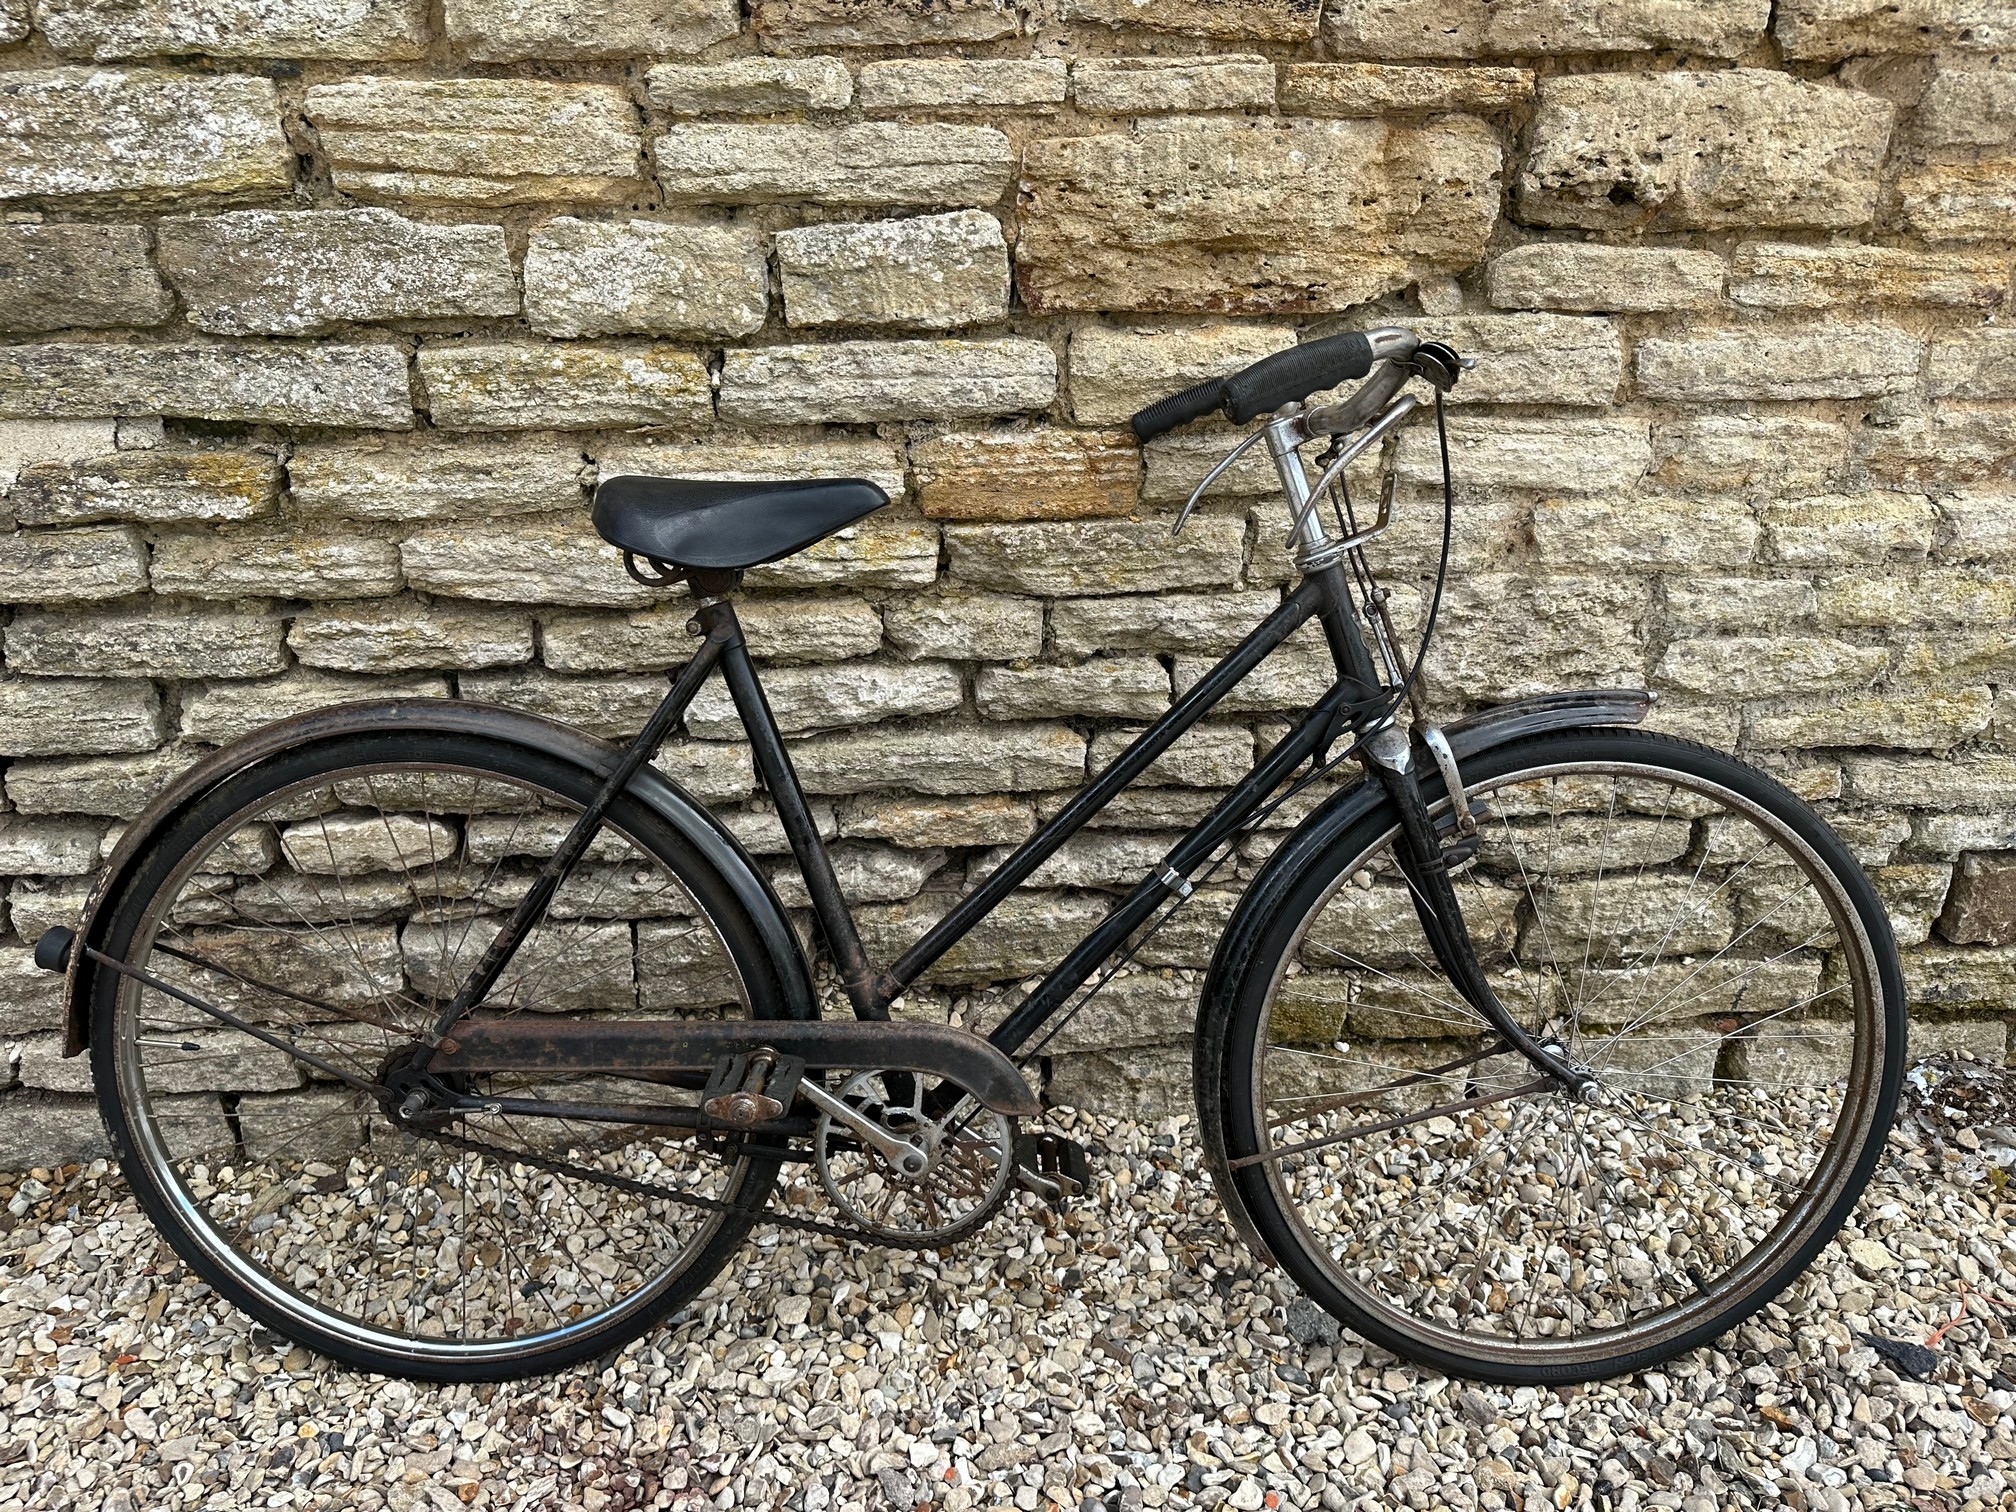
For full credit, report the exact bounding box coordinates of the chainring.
[812,1070,1017,1245]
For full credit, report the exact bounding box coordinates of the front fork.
[1359,724,1594,1097]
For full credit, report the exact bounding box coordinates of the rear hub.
[377,1042,467,1132]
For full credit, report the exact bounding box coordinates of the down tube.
[986,675,1361,1057]
[874,580,1326,1004]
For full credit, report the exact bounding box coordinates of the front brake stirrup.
[1361,726,1591,1095]
[1228,1075,1551,1170]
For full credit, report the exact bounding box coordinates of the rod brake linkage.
[1230,1073,1552,1170]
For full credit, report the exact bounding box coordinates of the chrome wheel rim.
[111,760,759,1364]
[1252,759,1887,1369]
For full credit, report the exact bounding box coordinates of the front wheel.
[1198,729,1906,1384]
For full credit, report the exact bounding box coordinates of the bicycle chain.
[417,1121,958,1250]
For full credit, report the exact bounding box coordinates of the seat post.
[684,566,742,597]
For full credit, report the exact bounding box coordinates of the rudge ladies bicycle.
[37,326,1906,1384]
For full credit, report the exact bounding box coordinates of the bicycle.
[35,325,1906,1385]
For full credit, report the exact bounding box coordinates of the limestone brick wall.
[0,0,2012,1158]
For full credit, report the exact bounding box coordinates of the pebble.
[1283,1297,1340,1347]
[0,1087,2008,1512]
[1460,1389,1499,1426]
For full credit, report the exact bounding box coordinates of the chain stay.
[419,1121,958,1251]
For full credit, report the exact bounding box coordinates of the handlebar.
[1129,326,1425,442]
[1128,376,1228,442]
[1162,328,1467,544]
[1302,360,1412,437]
[1221,330,1374,423]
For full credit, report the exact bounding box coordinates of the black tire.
[89,729,796,1381]
[1197,729,1906,1385]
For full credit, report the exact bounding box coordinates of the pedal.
[699,1049,803,1129]
[1014,1131,1091,1205]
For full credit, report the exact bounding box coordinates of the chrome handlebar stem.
[1173,324,1435,561]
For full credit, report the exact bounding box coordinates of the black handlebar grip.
[1221,330,1375,424]
[1129,377,1228,442]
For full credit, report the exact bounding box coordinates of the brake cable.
[1016,387,1462,1066]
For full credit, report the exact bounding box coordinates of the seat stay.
[429,614,731,1041]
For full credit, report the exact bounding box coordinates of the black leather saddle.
[591,475,890,573]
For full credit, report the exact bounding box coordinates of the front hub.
[1537,1039,1600,1102]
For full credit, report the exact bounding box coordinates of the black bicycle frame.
[434,559,1393,1057]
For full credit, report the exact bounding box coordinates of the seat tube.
[716,627,884,1021]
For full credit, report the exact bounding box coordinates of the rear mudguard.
[1192,689,1652,1254]
[57,699,816,1055]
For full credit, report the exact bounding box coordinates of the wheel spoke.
[1249,748,1891,1369]
[104,750,769,1368]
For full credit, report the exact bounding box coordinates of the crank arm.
[798,1078,930,1176]
[1015,1130,1091,1203]
[1228,1077,1552,1170]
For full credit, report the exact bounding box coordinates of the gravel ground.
[0,1061,2011,1512]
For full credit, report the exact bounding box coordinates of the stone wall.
[0,0,2013,1159]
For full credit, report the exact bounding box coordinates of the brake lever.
[1293,394,1419,526]
[1173,336,1473,537]
[1171,426,1269,537]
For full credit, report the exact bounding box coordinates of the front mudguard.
[1204,687,1654,1013]
[1191,688,1651,1259]
[55,698,816,1055]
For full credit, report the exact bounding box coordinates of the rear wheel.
[1200,729,1905,1384]
[89,729,792,1381]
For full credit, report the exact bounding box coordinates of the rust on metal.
[430,1016,1041,1117]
